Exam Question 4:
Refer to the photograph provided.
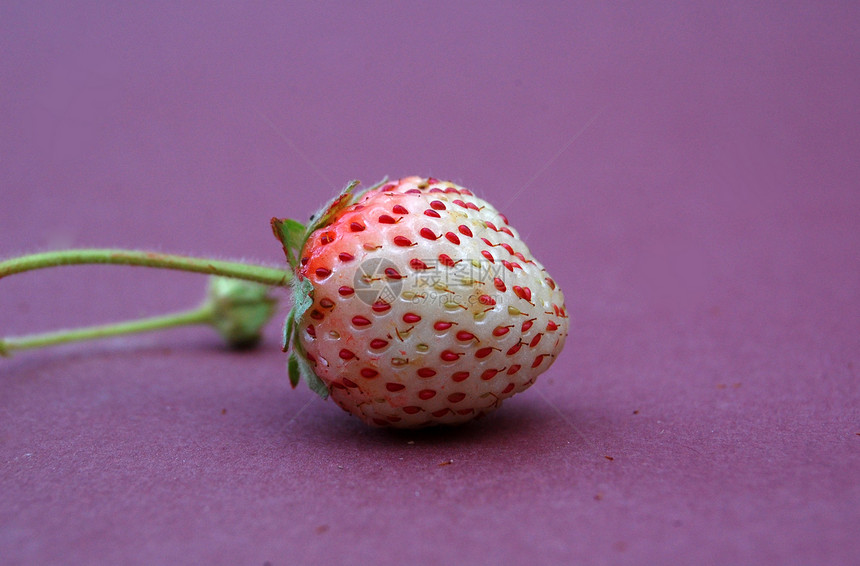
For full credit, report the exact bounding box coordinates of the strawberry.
[272,176,569,428]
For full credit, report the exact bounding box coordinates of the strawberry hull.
[291,177,569,428]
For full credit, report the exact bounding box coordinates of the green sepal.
[282,276,312,352]
[271,217,307,270]
[288,343,329,399]
[288,347,328,399]
[282,310,295,353]
[282,275,328,397]
[296,349,329,399]
[291,277,314,324]
[304,179,360,236]
[304,177,392,237]
[288,353,301,388]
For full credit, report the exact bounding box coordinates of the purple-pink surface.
[1,3,858,565]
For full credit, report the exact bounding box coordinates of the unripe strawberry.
[206,276,277,349]
[273,177,569,428]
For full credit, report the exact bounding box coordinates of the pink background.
[1,3,858,564]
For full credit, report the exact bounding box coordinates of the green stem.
[0,304,214,355]
[0,249,291,287]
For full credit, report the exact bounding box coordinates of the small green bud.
[207,276,278,349]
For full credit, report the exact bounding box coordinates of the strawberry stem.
[1,275,280,357]
[0,248,288,357]
[0,249,291,287]
[0,305,214,356]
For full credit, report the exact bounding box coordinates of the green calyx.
[270,178,387,399]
